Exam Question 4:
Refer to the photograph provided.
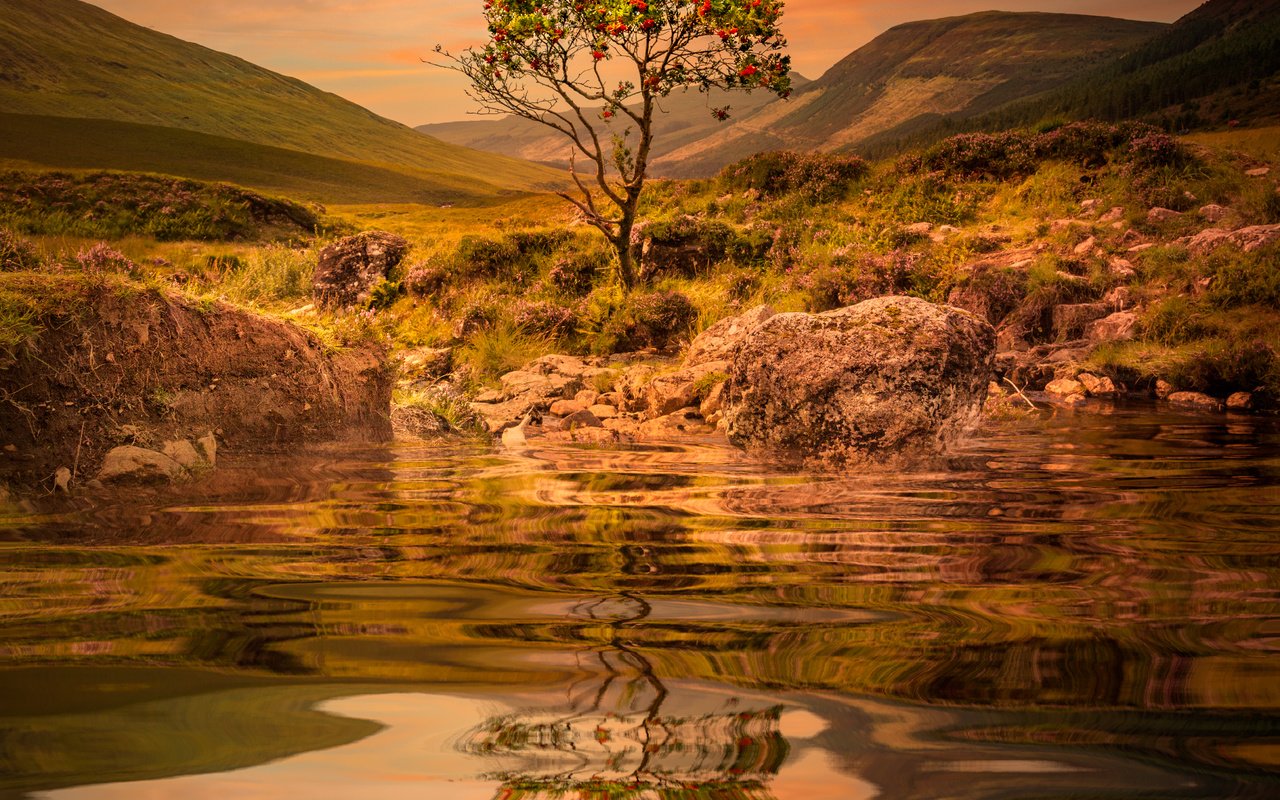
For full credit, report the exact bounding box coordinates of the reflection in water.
[0,408,1279,798]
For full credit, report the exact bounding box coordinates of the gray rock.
[685,305,775,366]
[1167,391,1222,411]
[1147,208,1182,223]
[1227,392,1254,411]
[724,296,994,466]
[1085,311,1139,343]
[1052,303,1110,341]
[97,446,185,484]
[1199,204,1229,223]
[313,231,409,307]
[196,433,218,467]
[162,439,202,469]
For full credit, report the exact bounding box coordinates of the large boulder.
[685,305,774,366]
[313,231,409,307]
[723,296,995,466]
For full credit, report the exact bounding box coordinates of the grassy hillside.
[0,113,543,206]
[892,0,1280,155]
[0,0,563,198]
[654,12,1166,176]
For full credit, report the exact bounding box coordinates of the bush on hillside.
[718,151,869,202]
[0,171,322,242]
[0,228,40,271]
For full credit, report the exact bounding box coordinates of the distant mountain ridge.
[957,0,1280,139]
[416,11,1167,178]
[0,0,563,201]
[417,76,812,170]
[652,11,1167,176]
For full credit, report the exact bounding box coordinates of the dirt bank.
[0,272,391,489]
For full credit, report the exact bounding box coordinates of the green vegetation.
[3,118,1275,402]
[0,113,551,206]
[0,170,322,242]
[0,0,562,198]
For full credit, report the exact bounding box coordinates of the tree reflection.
[460,592,790,799]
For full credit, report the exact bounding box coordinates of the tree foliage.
[438,0,792,289]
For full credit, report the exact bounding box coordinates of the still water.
[1,407,1278,799]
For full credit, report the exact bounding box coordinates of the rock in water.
[724,296,995,467]
[313,231,409,307]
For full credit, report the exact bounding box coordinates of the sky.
[90,0,1204,126]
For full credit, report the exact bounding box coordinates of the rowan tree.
[438,0,792,289]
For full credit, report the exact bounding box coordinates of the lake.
[1,406,1278,799]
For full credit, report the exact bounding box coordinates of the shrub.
[74,242,136,275]
[915,132,1037,180]
[403,259,451,297]
[511,298,579,337]
[457,322,551,383]
[625,289,697,349]
[367,279,404,311]
[0,228,40,271]
[718,151,869,202]
[547,251,606,295]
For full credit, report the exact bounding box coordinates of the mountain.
[417,77,811,170]
[0,0,563,202]
[965,0,1280,136]
[652,12,1167,176]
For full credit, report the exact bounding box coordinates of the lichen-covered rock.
[723,296,995,466]
[685,305,774,366]
[1167,391,1223,411]
[313,231,409,307]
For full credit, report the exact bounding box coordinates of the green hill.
[969,0,1280,134]
[0,0,563,201]
[653,12,1166,176]
[0,113,521,205]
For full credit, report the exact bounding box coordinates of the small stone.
[574,389,601,406]
[1127,243,1155,254]
[549,399,587,416]
[1245,167,1271,177]
[587,404,619,419]
[1045,378,1086,398]
[1155,379,1175,399]
[1100,207,1125,223]
[700,381,726,419]
[196,433,217,467]
[1073,236,1097,256]
[97,446,185,484]
[54,467,72,493]
[562,409,603,429]
[162,440,202,470]
[3,444,15,453]
[1108,258,1136,279]
[1080,199,1101,212]
[474,390,503,404]
[1227,392,1254,411]
[1084,311,1139,343]
[1167,391,1222,411]
[1199,204,1229,223]
[1077,372,1118,397]
[1147,208,1182,223]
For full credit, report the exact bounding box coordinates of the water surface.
[1,407,1278,799]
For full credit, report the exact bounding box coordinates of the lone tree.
[438,1,792,289]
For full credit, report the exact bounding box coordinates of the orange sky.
[89,0,1203,126]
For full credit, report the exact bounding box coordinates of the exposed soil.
[0,273,391,488]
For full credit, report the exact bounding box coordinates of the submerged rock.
[723,296,995,467]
